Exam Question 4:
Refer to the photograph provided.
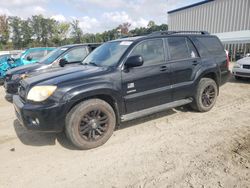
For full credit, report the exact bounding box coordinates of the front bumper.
[232,67,250,78]
[13,95,67,132]
[4,80,19,95]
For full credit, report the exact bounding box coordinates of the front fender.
[59,82,123,117]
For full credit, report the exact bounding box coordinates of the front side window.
[61,47,88,63]
[168,37,198,60]
[130,39,165,66]
[39,48,66,64]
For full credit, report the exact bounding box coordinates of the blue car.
[0,47,55,84]
[0,54,12,84]
[11,47,55,68]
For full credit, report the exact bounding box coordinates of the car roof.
[27,47,55,50]
[61,43,101,48]
[112,36,145,42]
[108,31,212,44]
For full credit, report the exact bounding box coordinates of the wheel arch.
[66,90,122,126]
[195,67,220,95]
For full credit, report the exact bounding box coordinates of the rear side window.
[167,37,198,60]
[195,37,224,56]
[130,39,165,66]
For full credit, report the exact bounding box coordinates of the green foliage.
[9,16,23,49]
[71,20,83,43]
[0,15,9,45]
[0,15,168,50]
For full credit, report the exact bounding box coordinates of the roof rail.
[148,30,209,36]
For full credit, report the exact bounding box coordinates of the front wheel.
[190,78,218,112]
[65,99,116,150]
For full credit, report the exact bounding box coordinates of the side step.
[121,98,193,122]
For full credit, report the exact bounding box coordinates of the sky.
[0,0,202,33]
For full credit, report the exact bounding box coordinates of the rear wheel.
[65,99,116,150]
[190,78,218,112]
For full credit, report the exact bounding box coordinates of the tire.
[190,78,218,112]
[65,99,116,150]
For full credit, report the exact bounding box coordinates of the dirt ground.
[0,69,249,187]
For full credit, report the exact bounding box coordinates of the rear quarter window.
[194,36,224,57]
[167,37,198,60]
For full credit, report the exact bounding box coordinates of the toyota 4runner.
[13,31,230,149]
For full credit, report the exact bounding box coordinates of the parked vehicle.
[0,47,55,84]
[232,56,250,79]
[0,53,12,85]
[4,43,100,99]
[12,47,55,67]
[13,31,230,149]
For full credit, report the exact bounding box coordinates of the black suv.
[4,43,100,99]
[13,31,230,149]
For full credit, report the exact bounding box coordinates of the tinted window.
[82,41,131,67]
[61,47,88,63]
[26,50,46,60]
[130,39,165,66]
[196,37,224,56]
[168,37,197,60]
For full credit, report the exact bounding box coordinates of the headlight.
[233,63,241,68]
[27,86,57,102]
[12,74,27,80]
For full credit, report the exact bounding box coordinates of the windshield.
[39,47,68,64]
[82,41,132,67]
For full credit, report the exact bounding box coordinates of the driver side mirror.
[59,58,68,67]
[26,55,33,61]
[124,55,144,68]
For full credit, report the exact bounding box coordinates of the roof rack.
[148,30,209,36]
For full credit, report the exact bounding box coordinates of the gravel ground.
[0,68,249,188]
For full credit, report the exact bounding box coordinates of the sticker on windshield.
[61,48,68,51]
[120,41,132,46]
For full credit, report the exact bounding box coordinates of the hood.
[23,65,110,87]
[6,63,44,75]
[237,57,250,65]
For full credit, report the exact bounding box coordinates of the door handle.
[160,65,168,71]
[192,60,199,66]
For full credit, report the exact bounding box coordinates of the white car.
[232,57,250,79]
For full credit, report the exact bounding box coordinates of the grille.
[236,72,250,76]
[243,65,250,69]
[18,85,26,101]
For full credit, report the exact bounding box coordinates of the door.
[167,37,201,100]
[122,38,172,114]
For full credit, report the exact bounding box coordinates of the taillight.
[225,50,230,69]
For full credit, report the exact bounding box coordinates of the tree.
[31,15,43,43]
[147,20,156,28]
[52,22,70,45]
[71,20,83,43]
[9,16,22,49]
[21,18,33,47]
[118,22,131,36]
[0,15,9,45]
